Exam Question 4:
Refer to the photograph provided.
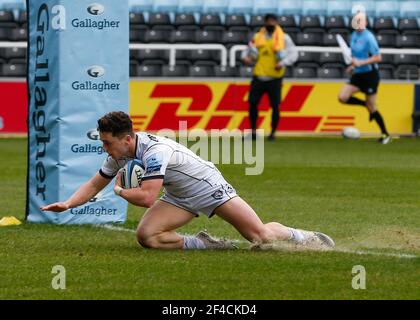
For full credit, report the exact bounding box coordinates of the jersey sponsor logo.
[145,152,163,173]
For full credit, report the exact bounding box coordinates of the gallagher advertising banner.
[129,81,414,135]
[26,0,129,224]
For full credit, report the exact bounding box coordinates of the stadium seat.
[296,32,323,46]
[221,30,248,45]
[0,27,9,40]
[148,13,171,26]
[8,26,26,41]
[202,0,228,14]
[138,64,162,77]
[376,33,397,47]
[2,63,26,77]
[162,65,188,76]
[130,25,148,43]
[129,0,154,13]
[399,1,420,18]
[225,14,247,28]
[170,29,196,43]
[379,64,395,79]
[0,47,25,60]
[319,52,343,64]
[178,25,200,31]
[379,53,394,65]
[199,13,221,27]
[136,49,168,61]
[396,65,419,80]
[277,0,303,16]
[189,65,214,77]
[278,15,297,28]
[317,66,344,79]
[195,29,220,43]
[213,66,238,77]
[396,34,419,48]
[130,12,145,25]
[249,15,265,29]
[253,0,277,15]
[153,0,179,13]
[398,18,418,32]
[300,15,322,30]
[297,51,321,63]
[187,49,214,62]
[394,53,419,66]
[0,10,14,23]
[375,1,400,18]
[292,66,317,78]
[302,0,327,16]
[373,17,396,31]
[227,0,254,15]
[324,16,346,30]
[239,66,254,77]
[174,13,196,27]
[327,0,352,16]
[144,29,170,42]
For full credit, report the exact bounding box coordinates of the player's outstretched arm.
[41,172,111,212]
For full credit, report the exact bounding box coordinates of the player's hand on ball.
[40,202,70,212]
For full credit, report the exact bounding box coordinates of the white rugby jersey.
[99,132,222,197]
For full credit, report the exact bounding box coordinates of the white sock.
[183,236,206,250]
[288,228,305,243]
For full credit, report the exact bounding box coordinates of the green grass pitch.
[0,137,419,299]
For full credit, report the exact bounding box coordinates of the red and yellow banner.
[0,80,414,135]
[130,81,414,135]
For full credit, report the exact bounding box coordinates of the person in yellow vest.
[242,14,285,141]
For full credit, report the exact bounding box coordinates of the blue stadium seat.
[351,1,375,16]
[203,0,228,14]
[327,0,352,16]
[399,1,420,18]
[302,0,327,16]
[129,0,154,13]
[253,0,277,15]
[177,0,203,13]
[228,0,254,15]
[277,0,303,16]
[375,1,400,18]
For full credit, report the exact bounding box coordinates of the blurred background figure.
[242,14,286,141]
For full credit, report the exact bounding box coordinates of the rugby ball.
[119,160,144,188]
[342,127,361,139]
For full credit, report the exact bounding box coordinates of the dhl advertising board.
[0,80,416,135]
[129,81,414,135]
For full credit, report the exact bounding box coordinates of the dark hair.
[264,13,277,22]
[97,111,134,138]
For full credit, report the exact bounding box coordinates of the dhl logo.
[130,83,356,133]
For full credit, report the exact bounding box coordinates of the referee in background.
[242,14,286,141]
[338,12,391,144]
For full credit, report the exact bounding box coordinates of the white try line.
[98,225,418,259]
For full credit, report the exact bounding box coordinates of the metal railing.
[229,44,420,67]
